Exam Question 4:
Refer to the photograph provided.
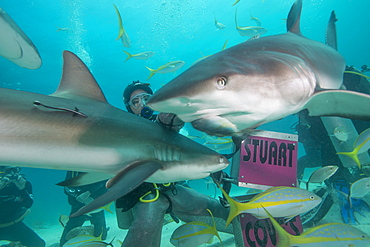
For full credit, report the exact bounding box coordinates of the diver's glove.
[0,176,10,190]
[76,191,94,205]
[13,175,26,190]
[156,113,185,132]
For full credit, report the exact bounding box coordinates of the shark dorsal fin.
[325,11,338,50]
[286,0,302,35]
[51,51,108,103]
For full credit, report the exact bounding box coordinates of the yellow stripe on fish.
[264,206,370,247]
[217,185,322,227]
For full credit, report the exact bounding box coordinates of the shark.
[0,50,229,216]
[0,8,42,69]
[147,0,370,137]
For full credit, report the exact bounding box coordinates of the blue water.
[0,0,369,241]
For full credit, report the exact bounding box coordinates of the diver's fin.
[70,161,161,217]
[286,0,302,35]
[57,172,112,187]
[51,51,108,103]
[304,90,370,121]
[325,11,338,50]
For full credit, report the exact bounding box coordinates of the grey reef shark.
[148,0,370,137]
[0,8,42,69]
[0,51,229,217]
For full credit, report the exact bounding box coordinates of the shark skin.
[147,0,370,137]
[0,8,42,69]
[0,50,229,216]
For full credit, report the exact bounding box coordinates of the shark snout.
[148,95,194,115]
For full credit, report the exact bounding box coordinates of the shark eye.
[216,77,227,89]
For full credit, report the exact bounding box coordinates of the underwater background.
[0,0,369,243]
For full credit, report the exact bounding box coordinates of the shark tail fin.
[146,66,156,80]
[262,207,293,247]
[286,0,302,35]
[123,50,132,62]
[326,11,338,50]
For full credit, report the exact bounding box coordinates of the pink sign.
[238,133,298,187]
[236,131,301,247]
[240,214,302,247]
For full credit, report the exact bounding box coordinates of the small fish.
[337,127,370,168]
[330,126,350,142]
[218,185,322,226]
[305,165,338,190]
[78,238,114,247]
[146,61,185,80]
[0,240,12,245]
[263,206,370,247]
[250,12,261,27]
[170,209,222,247]
[63,234,102,246]
[204,137,233,145]
[350,177,370,199]
[232,0,241,6]
[56,27,70,32]
[59,214,69,228]
[113,4,131,48]
[123,51,155,62]
[86,201,114,216]
[235,9,267,37]
[213,13,226,30]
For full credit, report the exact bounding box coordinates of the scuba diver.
[115,81,232,247]
[0,166,45,247]
[296,65,370,226]
[59,171,108,246]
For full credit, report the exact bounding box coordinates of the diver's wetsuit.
[60,171,108,246]
[0,180,45,247]
[115,113,231,247]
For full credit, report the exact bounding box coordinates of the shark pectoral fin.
[70,161,162,217]
[304,90,370,121]
[192,116,239,137]
[57,172,112,187]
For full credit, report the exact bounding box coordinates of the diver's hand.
[13,175,26,190]
[0,176,10,190]
[76,191,94,205]
[156,113,185,132]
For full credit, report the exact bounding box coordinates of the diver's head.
[123,81,154,118]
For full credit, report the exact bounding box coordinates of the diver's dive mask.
[128,93,151,109]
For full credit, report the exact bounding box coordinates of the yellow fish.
[146,61,185,80]
[170,209,222,247]
[218,185,321,226]
[214,13,226,30]
[235,9,267,37]
[305,165,338,190]
[250,12,261,27]
[113,4,131,48]
[350,177,370,199]
[337,127,370,168]
[123,51,155,62]
[63,234,102,246]
[263,207,370,247]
